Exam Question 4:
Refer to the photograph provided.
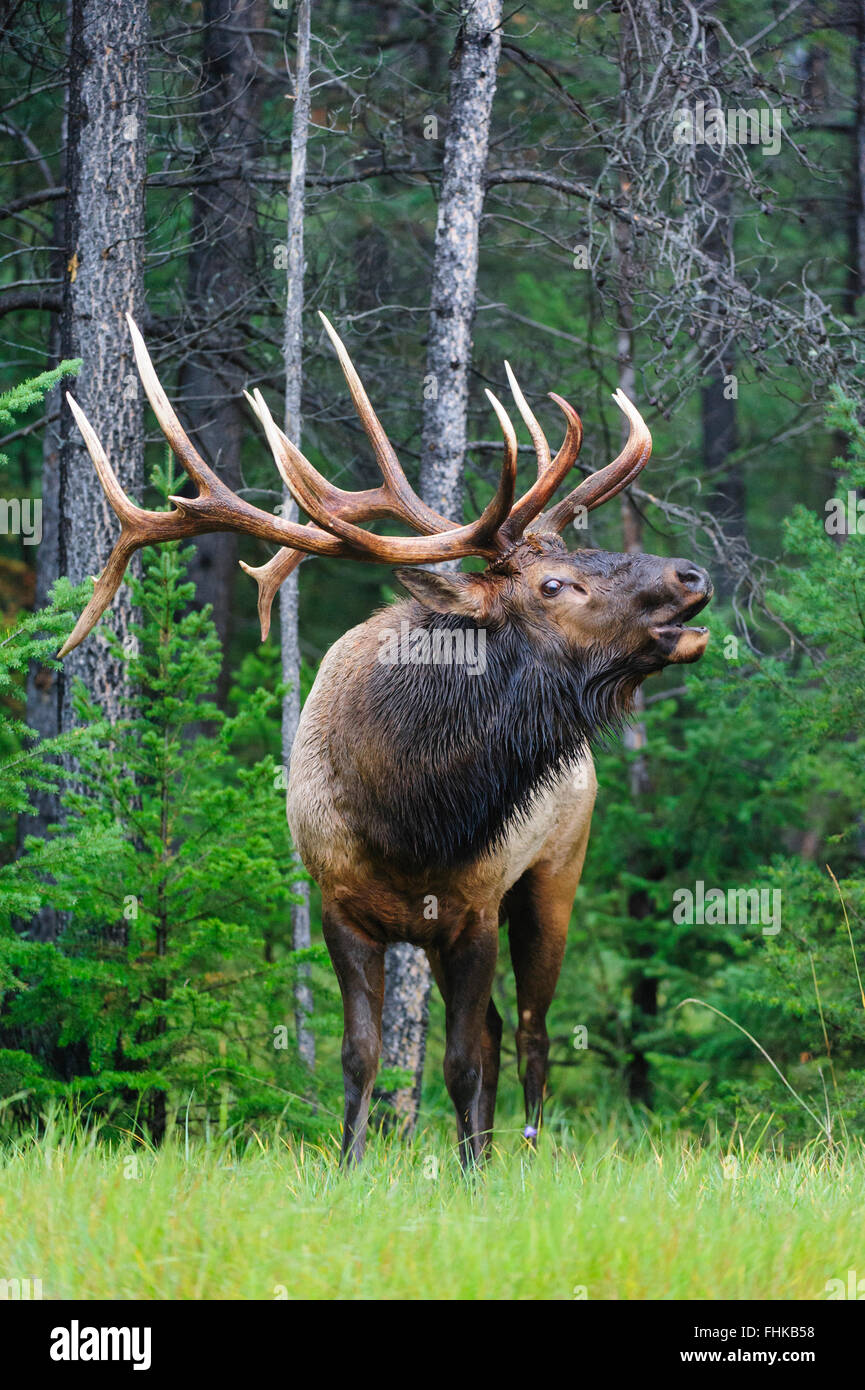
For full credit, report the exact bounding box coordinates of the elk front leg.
[477,998,503,1158]
[322,903,385,1166]
[507,861,582,1145]
[439,920,498,1170]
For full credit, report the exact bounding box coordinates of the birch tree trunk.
[378,0,503,1131]
[57,0,148,730]
[279,0,314,1068]
[419,0,502,518]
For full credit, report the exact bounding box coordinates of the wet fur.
[339,600,652,870]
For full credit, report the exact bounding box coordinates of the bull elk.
[60,313,712,1166]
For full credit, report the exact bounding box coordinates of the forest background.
[0,0,863,1158]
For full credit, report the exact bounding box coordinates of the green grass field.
[1,1114,863,1300]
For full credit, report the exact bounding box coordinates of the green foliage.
[0,479,341,1140]
[0,1116,861,1299]
[707,388,865,1135]
[3,4,865,1160]
[0,576,108,889]
[540,392,865,1143]
[0,360,80,466]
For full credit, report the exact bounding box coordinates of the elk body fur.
[288,598,600,931]
[61,314,713,1167]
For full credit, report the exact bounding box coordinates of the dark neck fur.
[349,606,648,870]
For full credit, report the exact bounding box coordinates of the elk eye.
[540,578,564,597]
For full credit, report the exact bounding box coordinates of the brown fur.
[288,537,713,1166]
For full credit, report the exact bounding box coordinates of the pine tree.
[0,460,340,1139]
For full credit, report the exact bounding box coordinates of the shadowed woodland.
[1,0,864,1156]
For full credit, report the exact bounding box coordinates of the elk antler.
[58,319,348,658]
[59,315,517,655]
[60,314,651,656]
[248,310,522,563]
[497,362,583,542]
[538,388,652,533]
[241,317,585,634]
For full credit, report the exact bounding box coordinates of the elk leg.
[322,903,385,1166]
[439,921,498,1169]
[478,998,503,1157]
[507,863,580,1145]
[427,946,502,1160]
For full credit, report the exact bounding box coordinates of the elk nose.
[669,560,711,595]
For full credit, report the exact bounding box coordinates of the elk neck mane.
[345,600,650,871]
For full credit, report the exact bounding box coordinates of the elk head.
[393,542,712,675]
[58,313,711,680]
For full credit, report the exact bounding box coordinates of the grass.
[1,1111,863,1300]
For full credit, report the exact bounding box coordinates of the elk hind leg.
[322,903,385,1166]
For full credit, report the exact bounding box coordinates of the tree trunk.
[377,0,503,1132]
[182,0,267,705]
[627,955,658,1108]
[856,5,865,302]
[21,25,70,942]
[56,0,148,731]
[697,24,741,561]
[279,0,314,1069]
[419,0,503,518]
[622,427,655,1108]
[617,6,655,1107]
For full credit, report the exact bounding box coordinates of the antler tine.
[65,391,143,528]
[478,389,519,538]
[318,311,450,534]
[57,392,165,658]
[126,314,220,495]
[504,362,550,474]
[244,381,516,565]
[499,390,583,543]
[251,387,346,531]
[239,541,306,641]
[58,319,384,659]
[539,388,652,534]
[58,530,140,659]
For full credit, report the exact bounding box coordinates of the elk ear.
[393,567,490,619]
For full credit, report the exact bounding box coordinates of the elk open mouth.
[648,593,711,664]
